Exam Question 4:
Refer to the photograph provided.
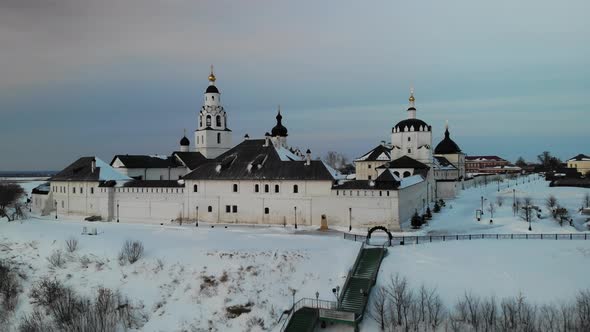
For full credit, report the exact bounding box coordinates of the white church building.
[30,68,449,231]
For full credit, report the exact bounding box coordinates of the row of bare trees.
[0,182,26,222]
[370,274,590,332]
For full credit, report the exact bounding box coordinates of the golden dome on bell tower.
[208,64,216,82]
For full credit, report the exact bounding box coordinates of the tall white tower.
[390,88,433,166]
[194,66,233,158]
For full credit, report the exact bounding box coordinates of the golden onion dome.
[409,94,415,102]
[208,64,216,82]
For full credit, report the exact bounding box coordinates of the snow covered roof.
[111,154,180,169]
[275,146,302,161]
[399,174,425,189]
[184,139,335,181]
[465,155,507,162]
[50,157,132,182]
[567,154,590,162]
[355,144,392,162]
[433,156,458,170]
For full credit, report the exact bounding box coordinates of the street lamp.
[315,291,319,309]
[54,200,58,219]
[196,206,199,227]
[291,289,297,311]
[294,206,297,229]
[348,207,352,232]
[332,286,340,302]
[481,196,485,215]
[117,201,120,223]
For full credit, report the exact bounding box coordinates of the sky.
[0,0,589,171]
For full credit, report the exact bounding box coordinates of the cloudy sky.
[1,0,588,171]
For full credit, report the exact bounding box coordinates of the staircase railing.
[358,247,387,318]
[338,242,365,307]
[279,298,338,332]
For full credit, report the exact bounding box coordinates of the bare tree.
[518,197,536,222]
[369,286,389,330]
[487,202,496,219]
[65,238,79,253]
[546,195,558,212]
[0,182,25,222]
[322,151,349,171]
[495,196,504,207]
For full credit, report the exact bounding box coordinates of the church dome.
[180,136,190,146]
[434,127,461,154]
[393,118,431,132]
[271,110,288,137]
[205,85,219,94]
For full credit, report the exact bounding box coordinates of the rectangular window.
[208,206,213,212]
[80,187,83,194]
[368,164,372,169]
[90,187,94,194]
[232,205,237,213]
[264,207,269,214]
[72,187,76,194]
[233,184,238,192]
[226,205,231,213]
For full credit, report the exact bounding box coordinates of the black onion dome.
[393,118,431,132]
[434,128,461,154]
[180,136,190,146]
[271,111,288,137]
[205,85,219,94]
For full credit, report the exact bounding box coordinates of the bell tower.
[195,65,233,158]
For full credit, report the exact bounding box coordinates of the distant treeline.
[0,171,56,178]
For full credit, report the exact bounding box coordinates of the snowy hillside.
[0,218,359,331]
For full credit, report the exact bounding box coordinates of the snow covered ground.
[2,177,589,331]
[0,216,359,331]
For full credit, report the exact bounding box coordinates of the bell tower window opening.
[216,115,221,127]
[217,133,221,144]
[206,115,211,127]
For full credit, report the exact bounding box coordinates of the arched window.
[255,184,259,193]
[274,184,280,193]
[264,207,269,214]
[208,206,212,212]
[393,171,400,177]
[206,115,211,126]
[293,185,299,193]
[217,133,221,144]
[193,184,198,193]
[408,137,411,142]
[216,115,221,127]
[264,184,269,193]
[233,184,238,192]
[212,96,215,101]
[403,171,411,178]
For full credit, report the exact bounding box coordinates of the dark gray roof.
[50,157,101,181]
[393,118,431,132]
[32,182,50,195]
[183,139,334,181]
[332,179,400,190]
[377,156,430,170]
[434,128,462,154]
[111,155,180,169]
[355,144,392,162]
[123,180,184,188]
[434,156,455,168]
[173,151,209,170]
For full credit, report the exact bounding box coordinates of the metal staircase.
[279,244,387,331]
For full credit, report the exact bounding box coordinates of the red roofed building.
[465,155,511,174]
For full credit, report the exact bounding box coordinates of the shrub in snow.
[411,212,422,229]
[65,238,78,253]
[0,181,25,222]
[245,316,265,331]
[433,202,441,213]
[118,240,144,265]
[425,207,432,219]
[46,250,66,269]
[0,260,21,322]
[29,278,145,331]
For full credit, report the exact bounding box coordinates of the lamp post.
[348,207,352,232]
[291,289,297,311]
[332,286,340,302]
[315,291,319,309]
[196,206,199,227]
[117,201,120,223]
[497,179,500,192]
[54,200,58,219]
[481,196,484,215]
[294,206,297,229]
